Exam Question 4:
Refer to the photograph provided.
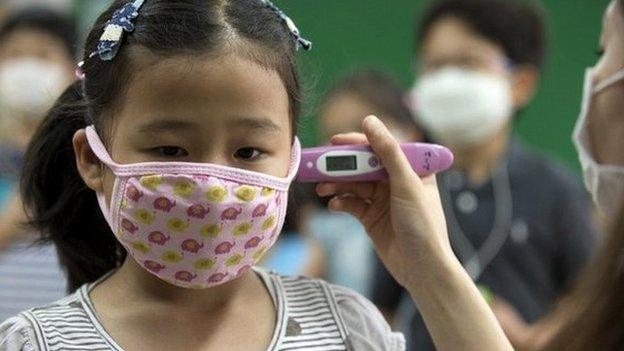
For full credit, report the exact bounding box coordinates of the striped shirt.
[0,268,405,350]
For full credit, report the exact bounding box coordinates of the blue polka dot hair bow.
[89,0,146,61]
[261,0,312,51]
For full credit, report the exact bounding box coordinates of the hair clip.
[261,0,312,51]
[75,61,86,80]
[89,0,146,61]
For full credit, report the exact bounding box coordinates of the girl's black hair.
[21,0,304,292]
[0,7,77,58]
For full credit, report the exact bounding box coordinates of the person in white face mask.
[491,1,624,349]
[0,8,75,152]
[0,7,75,322]
[371,1,598,350]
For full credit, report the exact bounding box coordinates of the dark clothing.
[0,144,22,180]
[372,139,597,351]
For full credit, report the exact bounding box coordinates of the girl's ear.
[73,129,104,192]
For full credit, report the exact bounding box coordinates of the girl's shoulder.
[0,314,39,351]
[0,285,109,351]
[260,269,406,351]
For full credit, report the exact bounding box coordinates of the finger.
[316,181,378,200]
[421,174,437,186]
[328,195,369,220]
[330,132,368,146]
[362,115,420,186]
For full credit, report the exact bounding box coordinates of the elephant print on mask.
[181,239,204,253]
[121,218,139,234]
[153,197,176,212]
[148,231,170,245]
[221,207,243,221]
[187,204,209,219]
[144,260,165,273]
[126,185,144,202]
[215,241,235,255]
[174,270,197,282]
[252,203,268,218]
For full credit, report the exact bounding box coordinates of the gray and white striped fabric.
[21,269,351,351]
[1,268,405,350]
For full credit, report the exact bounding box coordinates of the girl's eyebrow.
[136,117,281,134]
[228,116,281,133]
[137,119,196,133]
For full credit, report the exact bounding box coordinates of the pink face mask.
[85,126,301,289]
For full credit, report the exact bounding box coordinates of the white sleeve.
[0,314,39,351]
[332,285,406,351]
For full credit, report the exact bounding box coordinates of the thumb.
[362,115,418,186]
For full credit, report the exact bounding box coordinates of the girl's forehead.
[115,53,291,131]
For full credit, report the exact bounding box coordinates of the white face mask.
[409,67,513,146]
[574,68,624,222]
[0,58,68,126]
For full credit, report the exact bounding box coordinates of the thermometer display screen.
[326,155,357,171]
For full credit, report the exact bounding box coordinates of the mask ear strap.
[593,69,624,94]
[85,125,120,171]
[285,137,302,182]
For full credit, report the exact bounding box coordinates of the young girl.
[0,1,511,350]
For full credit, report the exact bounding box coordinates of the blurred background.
[0,0,607,168]
[282,0,605,170]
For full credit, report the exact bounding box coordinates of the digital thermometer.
[296,143,454,182]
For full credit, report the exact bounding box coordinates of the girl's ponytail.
[20,81,124,292]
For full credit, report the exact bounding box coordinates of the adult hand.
[316,115,452,288]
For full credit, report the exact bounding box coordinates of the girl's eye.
[154,146,189,158]
[234,147,263,161]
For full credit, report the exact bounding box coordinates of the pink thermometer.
[297,143,454,182]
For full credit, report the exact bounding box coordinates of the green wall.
[276,0,608,170]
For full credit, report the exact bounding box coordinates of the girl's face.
[75,53,293,198]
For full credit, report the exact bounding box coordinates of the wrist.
[403,249,466,302]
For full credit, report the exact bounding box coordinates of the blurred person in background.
[3,0,73,16]
[309,69,422,297]
[0,7,76,321]
[372,1,597,349]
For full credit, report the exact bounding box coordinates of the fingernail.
[364,115,384,134]
[364,115,379,126]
